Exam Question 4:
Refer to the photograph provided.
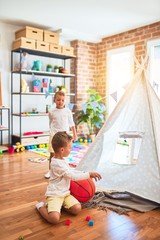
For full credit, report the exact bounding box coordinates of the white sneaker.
[44,171,50,179]
[36,202,44,210]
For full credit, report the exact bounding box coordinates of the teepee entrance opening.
[113,131,144,165]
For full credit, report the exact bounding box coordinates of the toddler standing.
[44,91,77,178]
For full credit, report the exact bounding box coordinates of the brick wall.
[71,41,97,102]
[96,21,160,95]
[71,41,98,136]
[71,21,160,136]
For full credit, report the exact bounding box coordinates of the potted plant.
[54,65,59,73]
[75,89,106,141]
[46,64,52,72]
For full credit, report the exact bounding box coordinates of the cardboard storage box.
[36,41,49,52]
[44,30,59,44]
[61,46,74,56]
[12,37,36,50]
[49,44,61,54]
[15,26,43,41]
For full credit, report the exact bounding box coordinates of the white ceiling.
[0,0,160,43]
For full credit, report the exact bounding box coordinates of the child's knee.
[48,212,60,224]
[70,203,81,215]
[49,217,59,224]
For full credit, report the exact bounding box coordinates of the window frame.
[147,38,160,98]
[106,45,135,114]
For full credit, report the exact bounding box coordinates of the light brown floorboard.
[0,151,159,240]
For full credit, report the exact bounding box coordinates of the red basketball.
[70,178,96,202]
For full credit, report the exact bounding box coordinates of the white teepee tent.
[77,58,160,204]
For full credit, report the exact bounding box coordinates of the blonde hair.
[52,131,72,152]
[54,91,66,102]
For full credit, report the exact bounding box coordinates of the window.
[107,45,134,114]
[147,39,160,98]
[113,131,144,165]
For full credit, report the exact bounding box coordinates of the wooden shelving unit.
[11,48,76,146]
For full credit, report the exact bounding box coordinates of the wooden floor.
[0,151,160,240]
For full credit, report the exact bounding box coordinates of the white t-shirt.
[48,107,75,136]
[45,158,90,197]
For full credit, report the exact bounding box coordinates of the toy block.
[65,219,71,225]
[85,216,91,221]
[88,220,94,226]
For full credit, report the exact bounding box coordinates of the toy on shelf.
[41,78,48,93]
[49,79,54,93]
[21,79,29,93]
[56,85,68,93]
[15,52,31,71]
[21,111,46,115]
[54,65,59,73]
[21,110,45,115]
[33,79,41,92]
[32,60,42,71]
[46,104,51,113]
[32,107,38,113]
[59,66,68,74]
[21,52,29,70]
[46,64,52,72]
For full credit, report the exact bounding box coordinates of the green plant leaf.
[75,89,107,135]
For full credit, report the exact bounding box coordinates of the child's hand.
[89,172,102,181]
[72,135,77,142]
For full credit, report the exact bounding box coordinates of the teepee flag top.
[77,58,160,204]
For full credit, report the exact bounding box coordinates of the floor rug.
[82,191,160,215]
[28,142,91,166]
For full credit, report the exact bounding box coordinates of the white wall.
[0,23,20,107]
[0,23,20,143]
